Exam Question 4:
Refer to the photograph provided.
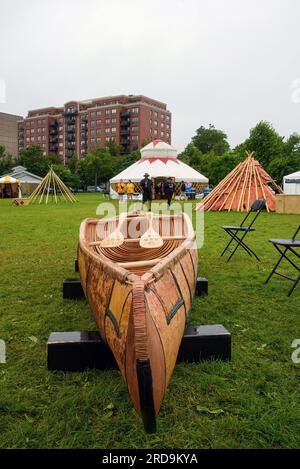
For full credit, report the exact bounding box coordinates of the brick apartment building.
[0,112,23,157]
[17,95,171,163]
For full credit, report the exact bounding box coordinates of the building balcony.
[67,126,76,133]
[65,117,76,125]
[120,129,130,135]
[120,110,130,117]
[66,150,74,157]
[49,129,58,135]
[49,147,58,153]
[63,109,78,116]
[120,119,130,126]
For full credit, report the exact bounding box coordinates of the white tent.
[110,139,208,197]
[283,170,300,194]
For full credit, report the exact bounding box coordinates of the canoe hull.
[78,215,198,431]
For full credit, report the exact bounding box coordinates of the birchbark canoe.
[78,212,198,432]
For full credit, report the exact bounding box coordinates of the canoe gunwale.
[79,215,197,286]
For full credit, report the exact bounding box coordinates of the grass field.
[0,194,299,449]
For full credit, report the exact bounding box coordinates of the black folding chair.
[220,199,266,263]
[265,224,300,296]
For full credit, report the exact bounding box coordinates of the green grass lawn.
[0,194,299,449]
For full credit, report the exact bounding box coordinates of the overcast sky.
[1,0,300,151]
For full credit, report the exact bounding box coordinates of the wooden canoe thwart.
[78,211,198,432]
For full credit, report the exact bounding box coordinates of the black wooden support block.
[47,325,231,372]
[47,332,116,371]
[75,259,79,273]
[177,325,231,363]
[63,278,85,300]
[195,277,208,296]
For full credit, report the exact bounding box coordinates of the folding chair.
[220,199,266,263]
[265,224,300,296]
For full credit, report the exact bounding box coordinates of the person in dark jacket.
[163,177,175,209]
[140,173,152,211]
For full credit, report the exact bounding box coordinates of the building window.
[161,114,165,120]
[90,138,95,144]
[111,109,116,114]
[59,142,63,147]
[90,129,95,135]
[166,124,170,130]
[161,131,164,137]
[30,128,34,134]
[26,129,30,135]
[166,132,170,138]
[81,140,85,146]
[154,129,158,136]
[132,117,139,123]
[90,120,95,127]
[96,119,101,125]
[30,137,34,142]
[154,111,158,118]
[161,122,165,128]
[154,120,158,127]
[42,127,46,132]
[166,115,170,121]
[131,135,138,141]
[42,135,46,141]
[38,119,41,125]
[131,126,138,132]
[131,107,139,114]
[30,121,34,126]
[26,121,30,127]
[37,128,41,134]
[111,127,116,134]
[96,128,101,135]
[91,112,95,117]
[96,111,101,116]
[80,149,85,154]
[42,119,46,124]
[111,118,116,124]
[26,137,30,142]
[105,128,110,134]
[59,126,63,131]
[59,135,63,140]
[81,123,86,129]
[105,137,111,142]
[37,136,41,141]
[59,151,63,156]
[96,137,101,143]
[105,109,110,115]
[105,119,110,124]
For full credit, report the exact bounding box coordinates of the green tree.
[242,121,284,169]
[106,140,123,156]
[18,145,48,176]
[0,145,14,175]
[192,124,230,155]
[52,164,80,189]
[268,133,300,183]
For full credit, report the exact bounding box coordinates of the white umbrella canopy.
[0,175,19,184]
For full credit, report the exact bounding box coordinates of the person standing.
[180,180,186,200]
[126,180,134,201]
[164,177,175,209]
[117,179,126,201]
[140,173,152,211]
